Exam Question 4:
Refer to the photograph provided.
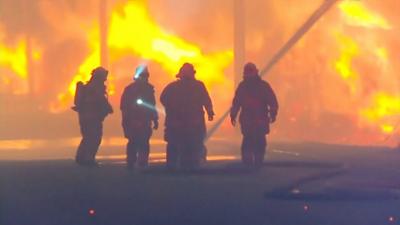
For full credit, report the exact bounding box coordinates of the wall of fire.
[0,0,399,146]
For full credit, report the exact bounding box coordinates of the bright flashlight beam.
[136,98,144,105]
[134,63,147,79]
[136,98,165,115]
[205,0,338,142]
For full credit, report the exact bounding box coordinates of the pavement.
[1,142,400,225]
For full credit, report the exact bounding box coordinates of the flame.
[334,33,359,93]
[361,93,400,121]
[107,1,232,84]
[52,50,100,112]
[0,28,42,95]
[338,1,392,29]
[334,0,393,91]
[0,39,27,79]
[51,0,232,112]
[381,124,394,134]
[360,93,400,134]
[374,47,388,64]
[1,0,398,146]
[50,28,109,113]
[331,1,399,138]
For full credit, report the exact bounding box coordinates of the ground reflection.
[98,153,238,164]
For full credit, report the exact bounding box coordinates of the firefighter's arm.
[121,110,130,138]
[230,86,241,126]
[106,100,113,114]
[160,83,171,107]
[200,83,215,121]
[267,84,278,123]
[99,86,113,115]
[120,90,126,111]
[120,89,130,137]
[150,88,159,130]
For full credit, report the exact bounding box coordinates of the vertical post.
[99,0,109,68]
[233,0,245,88]
[23,0,34,97]
[26,35,34,96]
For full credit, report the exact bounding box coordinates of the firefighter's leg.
[126,138,137,168]
[192,138,203,168]
[199,129,207,164]
[87,121,103,164]
[182,137,201,170]
[254,134,267,169]
[241,134,254,166]
[180,135,196,170]
[76,116,91,164]
[180,143,190,170]
[138,135,150,168]
[76,138,88,164]
[165,130,179,170]
[166,141,179,170]
[200,144,207,164]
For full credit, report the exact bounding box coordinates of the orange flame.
[0,38,27,79]
[335,1,398,137]
[108,1,232,84]
[338,1,392,29]
[0,25,42,95]
[50,28,101,113]
[360,93,400,134]
[334,32,359,93]
[51,0,232,113]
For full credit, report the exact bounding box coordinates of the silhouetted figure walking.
[161,63,214,170]
[73,67,113,166]
[230,63,278,169]
[120,66,158,169]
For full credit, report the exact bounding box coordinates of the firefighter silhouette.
[230,62,278,168]
[120,66,158,169]
[73,66,113,167]
[161,63,214,170]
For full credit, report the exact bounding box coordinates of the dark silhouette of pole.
[205,0,338,141]
[259,0,338,77]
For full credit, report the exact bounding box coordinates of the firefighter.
[74,66,113,167]
[120,65,158,169]
[230,62,278,169]
[160,63,214,170]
